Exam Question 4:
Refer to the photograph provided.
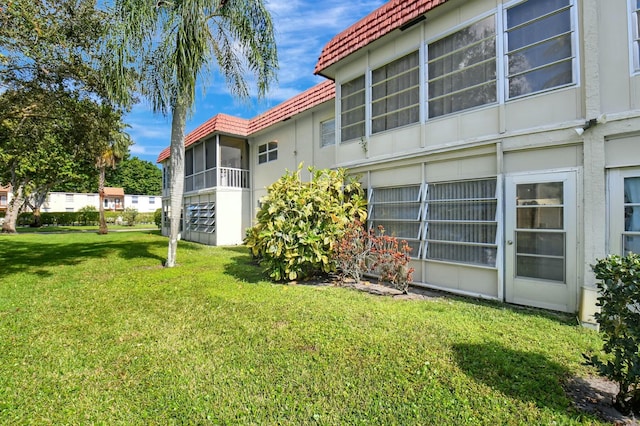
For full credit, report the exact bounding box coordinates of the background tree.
[0,0,132,232]
[105,0,278,267]
[0,90,112,232]
[96,117,132,234]
[107,157,162,195]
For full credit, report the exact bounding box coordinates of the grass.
[14,223,157,233]
[0,231,605,424]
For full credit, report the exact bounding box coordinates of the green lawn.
[14,223,157,233]
[0,232,605,424]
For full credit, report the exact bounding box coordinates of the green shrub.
[78,205,99,225]
[245,165,367,281]
[154,208,162,228]
[122,207,139,226]
[585,254,640,415]
[333,220,414,293]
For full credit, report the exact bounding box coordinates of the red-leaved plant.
[333,220,414,293]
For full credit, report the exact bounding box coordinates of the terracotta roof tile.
[157,81,335,163]
[248,80,335,134]
[156,114,250,163]
[103,187,125,197]
[314,0,449,75]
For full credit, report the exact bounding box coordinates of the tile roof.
[248,80,335,134]
[156,113,250,163]
[314,0,449,75]
[104,187,125,197]
[157,81,335,163]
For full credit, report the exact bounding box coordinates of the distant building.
[0,185,10,214]
[41,188,159,213]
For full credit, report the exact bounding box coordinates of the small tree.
[333,220,414,293]
[154,208,162,228]
[78,205,99,225]
[245,165,367,281]
[122,207,139,226]
[585,254,640,415]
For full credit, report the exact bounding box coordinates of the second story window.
[320,119,336,148]
[505,0,575,98]
[65,193,73,202]
[632,0,640,73]
[340,76,365,142]
[258,141,278,164]
[428,15,497,118]
[372,51,420,133]
[185,148,194,177]
[132,195,139,204]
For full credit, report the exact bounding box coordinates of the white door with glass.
[608,169,640,255]
[504,171,577,312]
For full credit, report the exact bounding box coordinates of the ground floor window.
[368,178,499,267]
[426,179,498,266]
[608,168,640,254]
[368,185,423,257]
[186,202,216,234]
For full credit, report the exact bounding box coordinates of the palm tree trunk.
[98,165,108,234]
[166,97,187,267]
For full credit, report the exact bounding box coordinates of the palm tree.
[104,0,278,267]
[96,124,132,235]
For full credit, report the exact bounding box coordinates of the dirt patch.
[564,376,638,425]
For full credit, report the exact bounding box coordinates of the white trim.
[503,0,578,101]
[629,0,640,75]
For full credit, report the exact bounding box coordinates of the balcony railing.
[184,167,249,192]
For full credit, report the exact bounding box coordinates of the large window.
[505,0,574,98]
[426,179,498,267]
[632,0,640,73]
[369,185,423,257]
[340,76,366,142]
[258,141,278,164]
[371,51,420,133]
[320,119,336,148]
[428,15,497,118]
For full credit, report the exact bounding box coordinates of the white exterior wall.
[164,0,640,322]
[42,192,159,213]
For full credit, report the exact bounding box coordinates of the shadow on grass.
[452,342,590,418]
[0,234,168,278]
[221,246,269,284]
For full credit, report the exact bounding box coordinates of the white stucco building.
[157,0,640,325]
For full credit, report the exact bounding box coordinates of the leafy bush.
[122,207,139,226]
[245,165,367,281]
[154,208,162,228]
[78,205,99,225]
[333,220,414,293]
[584,254,640,415]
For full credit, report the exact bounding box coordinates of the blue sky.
[126,0,387,164]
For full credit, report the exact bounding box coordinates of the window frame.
[630,0,640,74]
[368,184,425,258]
[320,118,336,148]
[425,178,499,267]
[340,75,366,143]
[426,14,498,119]
[258,141,278,164]
[371,50,421,133]
[608,168,640,255]
[503,0,577,100]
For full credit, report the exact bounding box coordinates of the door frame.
[503,168,579,313]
